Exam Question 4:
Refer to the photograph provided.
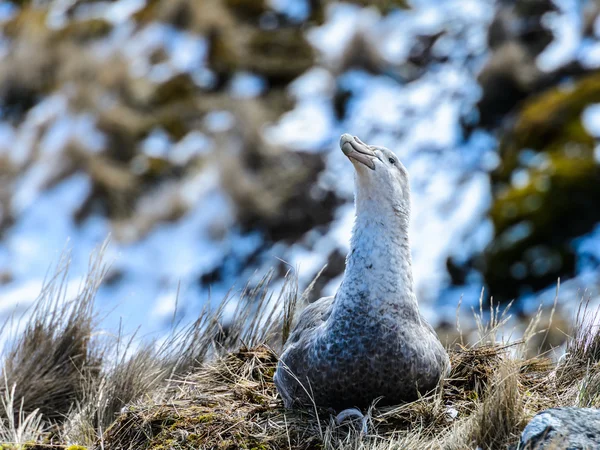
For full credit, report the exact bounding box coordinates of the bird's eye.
[388,158,396,164]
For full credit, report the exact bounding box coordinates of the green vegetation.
[484,73,600,302]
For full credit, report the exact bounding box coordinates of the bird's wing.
[285,295,334,346]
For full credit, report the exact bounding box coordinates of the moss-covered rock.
[482,73,600,303]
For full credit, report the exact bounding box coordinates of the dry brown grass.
[0,245,598,449]
[0,243,107,426]
[95,339,565,450]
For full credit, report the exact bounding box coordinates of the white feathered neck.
[330,169,419,321]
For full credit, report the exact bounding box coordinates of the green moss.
[195,413,216,423]
[491,155,597,232]
[66,446,88,450]
[148,438,178,450]
[486,153,600,301]
[484,72,600,302]
[497,73,600,181]
[245,439,272,450]
[184,433,204,447]
[232,434,272,450]
[167,412,216,430]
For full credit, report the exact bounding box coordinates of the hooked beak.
[340,134,376,170]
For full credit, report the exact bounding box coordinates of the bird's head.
[340,133,410,217]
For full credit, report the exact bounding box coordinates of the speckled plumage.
[274,134,450,410]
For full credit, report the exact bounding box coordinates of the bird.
[274,133,450,415]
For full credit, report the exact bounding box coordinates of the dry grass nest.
[98,337,594,450]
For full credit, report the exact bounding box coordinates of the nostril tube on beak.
[340,133,354,155]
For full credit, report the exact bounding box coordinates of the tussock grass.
[0,244,598,449]
[1,246,105,425]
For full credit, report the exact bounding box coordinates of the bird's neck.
[331,198,419,320]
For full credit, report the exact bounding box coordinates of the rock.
[519,407,600,449]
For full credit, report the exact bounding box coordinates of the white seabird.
[274,134,450,411]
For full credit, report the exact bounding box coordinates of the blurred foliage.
[2,0,600,309]
[0,0,325,233]
[483,73,600,302]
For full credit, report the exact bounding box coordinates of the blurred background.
[1,0,600,343]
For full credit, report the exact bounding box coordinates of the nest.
[100,346,321,450]
[97,340,570,450]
